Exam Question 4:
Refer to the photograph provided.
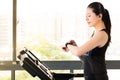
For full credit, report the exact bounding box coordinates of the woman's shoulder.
[95,29,108,37]
[93,29,108,47]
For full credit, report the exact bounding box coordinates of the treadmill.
[17,48,84,80]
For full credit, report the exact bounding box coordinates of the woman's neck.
[94,21,106,31]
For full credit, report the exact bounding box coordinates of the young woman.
[62,2,111,80]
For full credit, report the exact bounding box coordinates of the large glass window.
[0,0,12,61]
[0,0,120,80]
[17,0,120,60]
[16,0,93,60]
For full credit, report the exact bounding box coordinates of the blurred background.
[0,0,120,80]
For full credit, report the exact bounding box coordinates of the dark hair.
[88,2,111,44]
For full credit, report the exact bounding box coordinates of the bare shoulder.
[93,30,108,39]
[93,30,108,47]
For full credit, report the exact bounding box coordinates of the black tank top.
[83,29,109,76]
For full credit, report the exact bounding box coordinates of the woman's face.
[86,7,100,27]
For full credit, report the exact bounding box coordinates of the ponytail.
[103,9,111,43]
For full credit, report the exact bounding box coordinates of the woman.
[62,2,111,80]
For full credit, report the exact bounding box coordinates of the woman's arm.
[67,31,108,56]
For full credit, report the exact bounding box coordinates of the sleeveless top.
[80,29,110,76]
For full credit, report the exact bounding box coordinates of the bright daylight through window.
[17,0,120,60]
[0,0,120,80]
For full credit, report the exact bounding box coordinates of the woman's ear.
[98,14,102,19]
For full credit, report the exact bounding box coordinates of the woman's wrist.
[65,42,72,48]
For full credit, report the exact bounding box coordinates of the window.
[0,0,120,80]
[17,0,120,60]
[0,0,12,61]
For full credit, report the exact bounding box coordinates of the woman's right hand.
[61,40,77,52]
[69,40,77,46]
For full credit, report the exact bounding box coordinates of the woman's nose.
[86,17,88,21]
[86,16,89,21]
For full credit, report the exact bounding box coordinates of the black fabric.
[84,73,108,80]
[81,29,109,80]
